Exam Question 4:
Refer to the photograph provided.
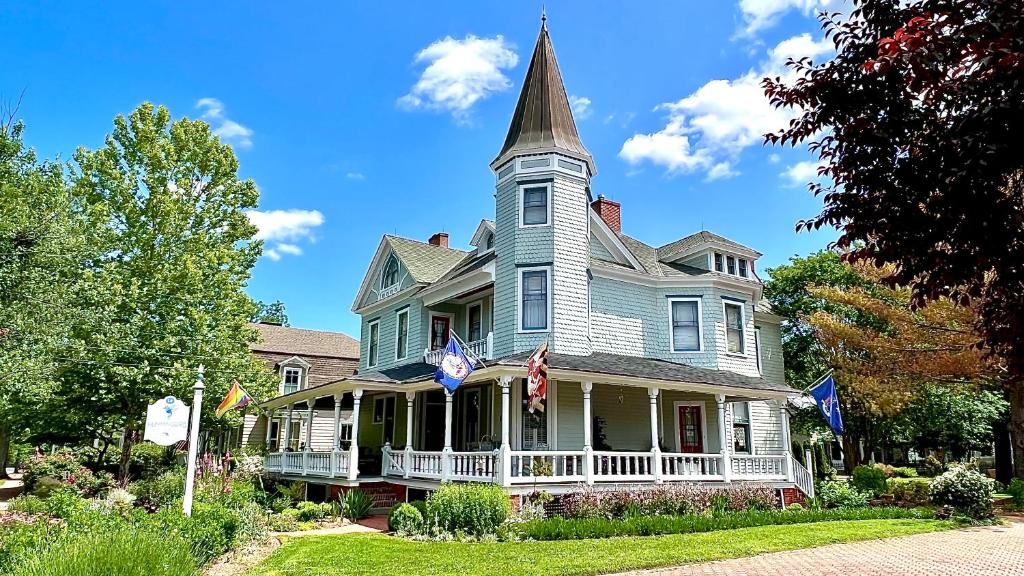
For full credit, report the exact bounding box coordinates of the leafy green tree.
[0,119,91,477]
[899,386,1008,460]
[60,103,275,479]
[251,300,289,326]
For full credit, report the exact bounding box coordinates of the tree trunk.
[118,423,136,482]
[0,423,10,480]
[842,434,859,472]
[1008,379,1024,479]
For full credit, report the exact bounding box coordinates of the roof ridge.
[385,234,469,253]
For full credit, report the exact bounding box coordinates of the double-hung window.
[520,185,549,226]
[395,309,409,360]
[282,367,301,395]
[724,302,745,354]
[367,320,380,368]
[732,402,752,454]
[714,253,724,272]
[669,298,701,352]
[468,303,483,342]
[738,259,748,278]
[519,267,549,332]
[726,256,736,275]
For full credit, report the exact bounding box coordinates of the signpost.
[182,365,205,517]
[143,396,190,446]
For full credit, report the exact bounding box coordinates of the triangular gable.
[589,209,643,271]
[469,219,496,249]
[350,237,417,312]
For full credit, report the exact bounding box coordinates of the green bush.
[409,500,429,522]
[151,501,241,565]
[887,478,931,504]
[923,455,946,477]
[1007,478,1024,509]
[388,502,424,534]
[510,507,934,541]
[0,515,64,574]
[426,483,510,537]
[785,503,804,511]
[22,451,113,497]
[929,465,995,519]
[817,480,870,508]
[892,466,918,478]
[129,468,185,509]
[295,500,333,522]
[340,489,374,521]
[267,512,299,532]
[852,465,888,497]
[129,442,174,478]
[12,527,196,576]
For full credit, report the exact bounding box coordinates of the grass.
[247,519,953,576]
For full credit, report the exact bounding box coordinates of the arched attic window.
[381,254,400,291]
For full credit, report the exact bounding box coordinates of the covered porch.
[259,352,812,497]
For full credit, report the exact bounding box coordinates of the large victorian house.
[259,20,811,503]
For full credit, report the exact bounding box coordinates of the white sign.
[144,396,190,446]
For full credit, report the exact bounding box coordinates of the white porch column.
[442,389,454,481]
[780,401,793,481]
[648,387,662,483]
[264,409,274,450]
[404,391,415,479]
[348,388,363,481]
[283,404,294,451]
[304,401,315,450]
[331,394,343,477]
[716,394,732,482]
[498,376,512,487]
[581,382,594,485]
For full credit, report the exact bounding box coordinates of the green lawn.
[247,519,953,576]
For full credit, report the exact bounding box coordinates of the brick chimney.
[591,195,621,232]
[428,232,449,248]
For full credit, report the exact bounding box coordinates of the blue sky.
[3,0,841,337]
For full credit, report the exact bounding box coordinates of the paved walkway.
[615,519,1024,576]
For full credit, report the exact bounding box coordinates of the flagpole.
[800,369,835,395]
[448,329,487,368]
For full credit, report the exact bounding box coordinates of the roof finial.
[541,5,547,29]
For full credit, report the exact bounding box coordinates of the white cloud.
[619,33,834,179]
[246,209,324,260]
[346,172,366,180]
[737,0,845,37]
[569,95,592,119]
[781,160,824,186]
[398,35,518,121]
[196,98,254,149]
[768,153,781,163]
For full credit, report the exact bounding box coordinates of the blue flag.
[808,375,844,435]
[434,336,474,393]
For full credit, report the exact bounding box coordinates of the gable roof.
[491,19,595,175]
[386,235,469,284]
[656,231,761,261]
[249,323,360,359]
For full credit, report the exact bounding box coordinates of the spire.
[491,17,595,175]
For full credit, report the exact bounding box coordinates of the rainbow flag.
[215,382,253,417]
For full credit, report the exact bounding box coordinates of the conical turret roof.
[491,18,595,175]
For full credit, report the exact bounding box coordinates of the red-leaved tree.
[763,0,1024,475]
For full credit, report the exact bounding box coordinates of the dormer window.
[714,252,751,279]
[380,254,400,297]
[738,259,748,278]
[486,232,494,250]
[726,256,736,275]
[714,253,723,272]
[282,367,302,395]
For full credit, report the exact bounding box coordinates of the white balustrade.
[264,452,282,472]
[791,457,815,499]
[592,451,656,482]
[408,451,445,479]
[264,451,348,477]
[424,332,492,365]
[305,452,332,476]
[660,453,725,480]
[448,451,498,481]
[282,452,304,474]
[731,454,787,480]
[509,450,585,484]
[382,446,406,477]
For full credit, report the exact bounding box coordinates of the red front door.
[678,405,704,453]
[430,316,450,350]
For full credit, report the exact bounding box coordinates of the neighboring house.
[240,322,359,452]
[259,20,810,503]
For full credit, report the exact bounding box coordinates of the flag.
[808,374,844,435]
[526,342,549,413]
[434,334,474,393]
[215,382,253,417]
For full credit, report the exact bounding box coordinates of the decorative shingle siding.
[711,290,761,378]
[755,318,786,388]
[359,297,425,371]
[492,176,519,357]
[356,255,417,310]
[589,233,615,262]
[680,253,709,270]
[551,175,592,355]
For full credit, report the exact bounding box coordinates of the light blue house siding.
[359,297,425,372]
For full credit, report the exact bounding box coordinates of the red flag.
[526,342,549,413]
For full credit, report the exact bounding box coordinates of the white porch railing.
[592,451,656,482]
[424,332,493,365]
[791,457,815,499]
[509,450,586,483]
[731,454,787,480]
[264,451,350,478]
[661,453,726,481]
[449,451,499,482]
[408,451,445,479]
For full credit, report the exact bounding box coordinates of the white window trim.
[517,265,552,333]
[380,253,401,297]
[367,319,380,368]
[428,311,455,351]
[394,308,409,361]
[518,182,552,228]
[731,401,754,454]
[722,300,747,356]
[754,327,762,375]
[667,297,704,353]
[673,401,709,453]
[280,366,303,395]
[465,300,484,342]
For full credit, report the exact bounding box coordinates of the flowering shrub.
[817,481,869,508]
[22,451,112,497]
[887,478,931,504]
[233,455,264,481]
[562,484,776,519]
[426,483,510,537]
[929,465,995,519]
